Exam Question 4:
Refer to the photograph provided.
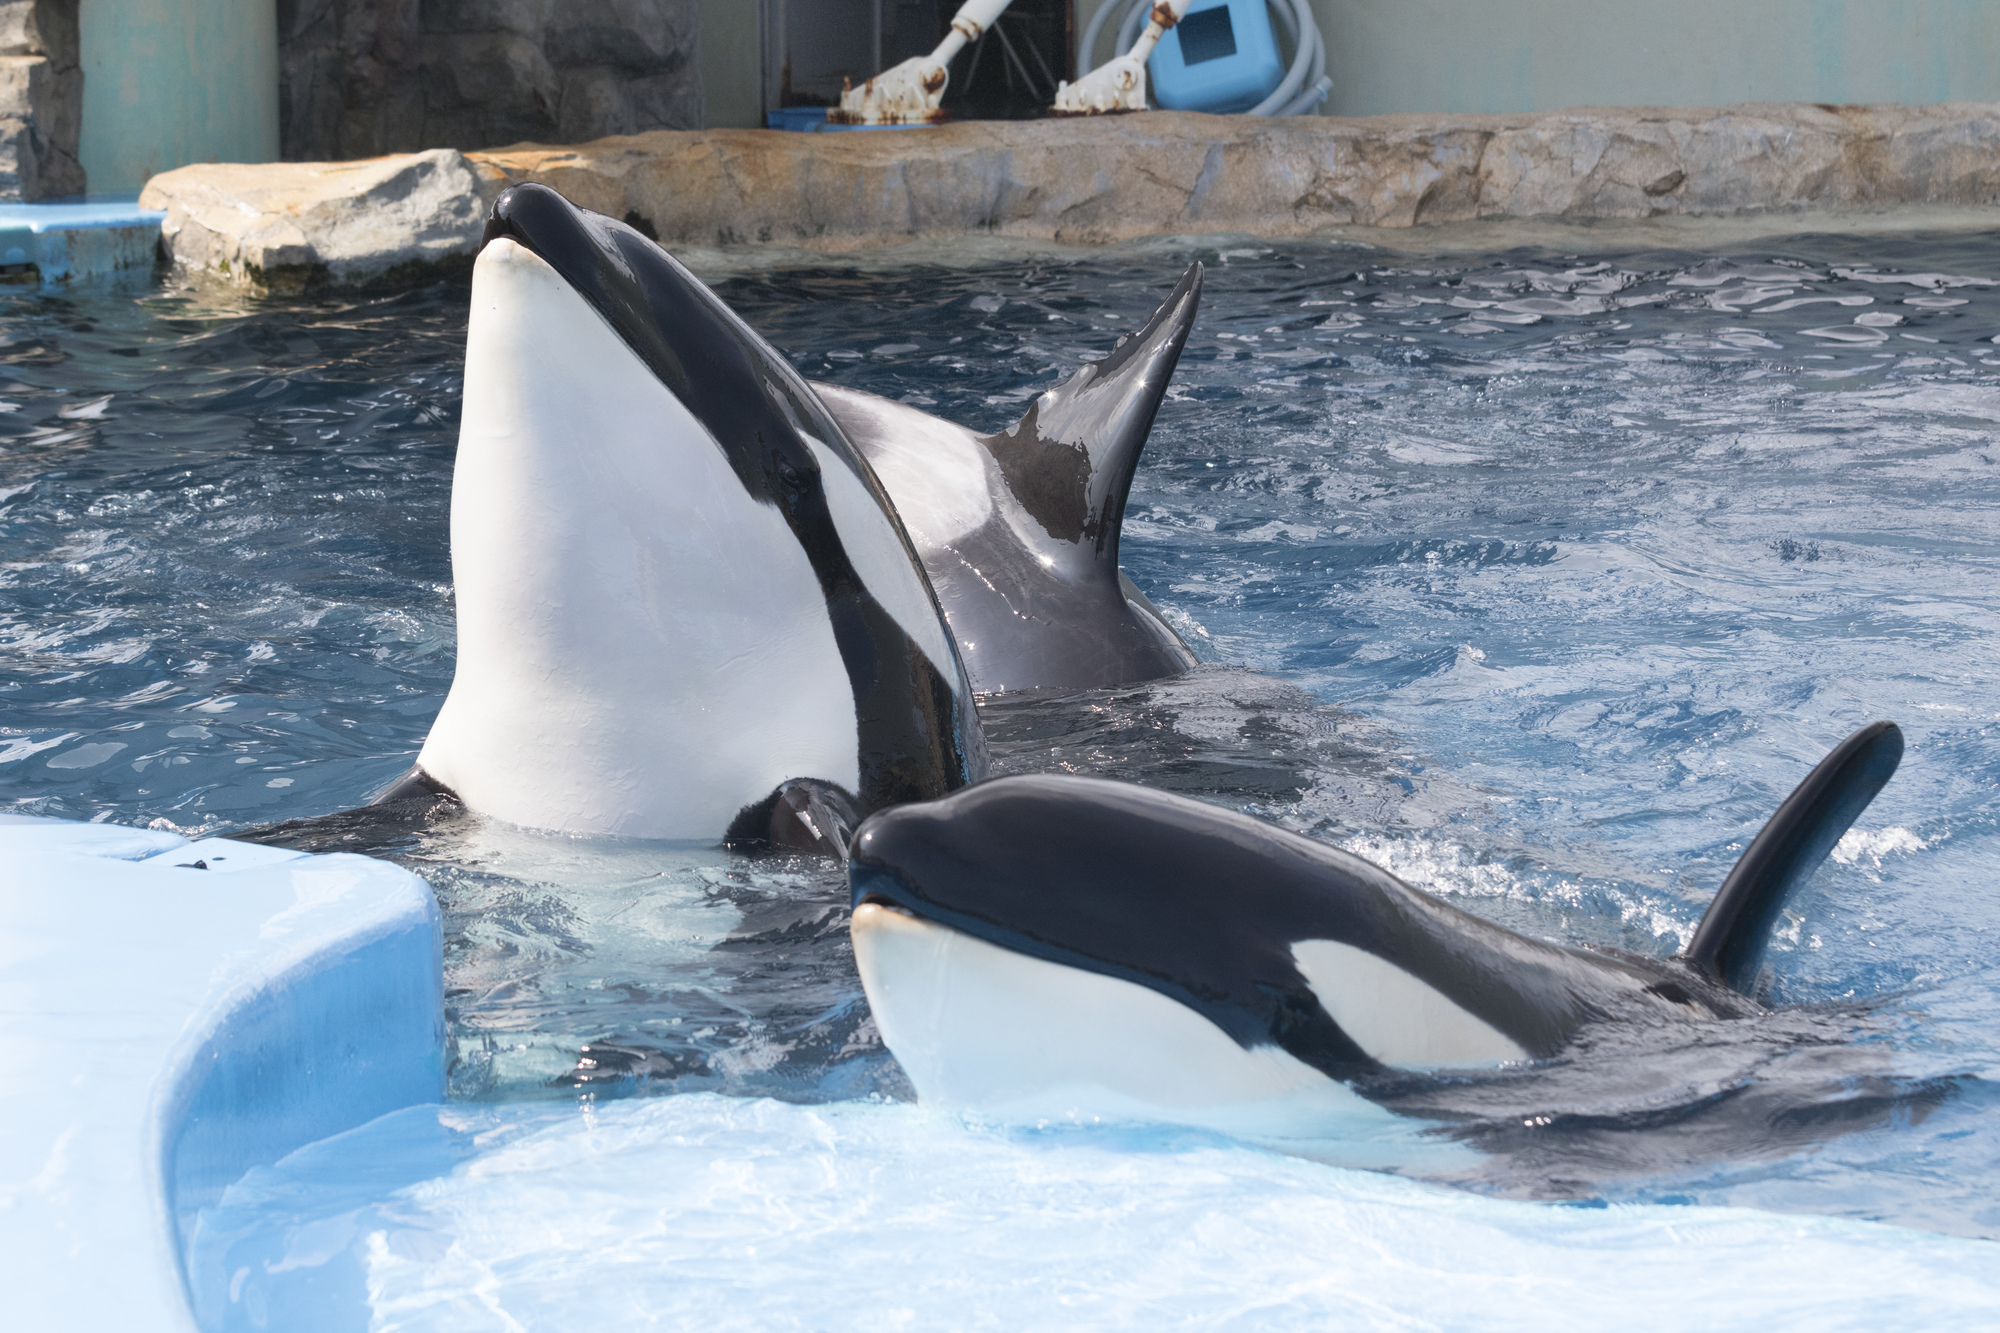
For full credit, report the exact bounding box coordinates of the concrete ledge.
[139,101,2000,291]
[0,814,443,1331]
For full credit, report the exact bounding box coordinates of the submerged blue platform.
[0,815,443,1330]
[0,199,166,284]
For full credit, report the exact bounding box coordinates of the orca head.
[847,776,1624,1116]
[417,183,983,841]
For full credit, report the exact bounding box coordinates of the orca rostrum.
[814,265,1203,695]
[386,182,986,847]
[846,722,1904,1121]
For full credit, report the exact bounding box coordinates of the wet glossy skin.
[434,183,987,834]
[816,264,1205,695]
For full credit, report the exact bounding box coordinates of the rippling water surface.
[4,228,1999,1326]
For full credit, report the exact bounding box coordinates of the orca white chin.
[852,900,1380,1128]
[419,238,856,838]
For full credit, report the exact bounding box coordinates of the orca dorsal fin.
[1684,720,1904,994]
[976,262,1202,571]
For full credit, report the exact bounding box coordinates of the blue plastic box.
[765,107,940,133]
[767,106,829,131]
[1149,0,1284,113]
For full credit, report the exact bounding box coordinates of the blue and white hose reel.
[1083,0,1332,116]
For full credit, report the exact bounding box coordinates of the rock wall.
[479,102,2000,248]
[0,0,82,200]
[277,0,702,162]
[141,102,2000,292]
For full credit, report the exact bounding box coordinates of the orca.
[356,182,1213,849]
[846,721,1904,1123]
[382,182,986,848]
[812,265,1203,695]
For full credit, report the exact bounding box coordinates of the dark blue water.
[5,232,2000,1321]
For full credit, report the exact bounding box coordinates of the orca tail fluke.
[1684,720,1904,995]
[978,262,1203,568]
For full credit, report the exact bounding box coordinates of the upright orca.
[813,266,1203,695]
[385,182,986,847]
[847,721,1904,1123]
[359,182,1215,847]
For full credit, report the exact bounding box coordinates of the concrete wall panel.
[1077,0,2000,115]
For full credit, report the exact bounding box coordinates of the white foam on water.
[215,1095,2000,1332]
[1833,826,1931,868]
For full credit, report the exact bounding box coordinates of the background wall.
[278,1,703,162]
[59,1,2000,191]
[80,0,279,194]
[0,0,83,199]
[700,0,761,129]
[1077,0,2000,114]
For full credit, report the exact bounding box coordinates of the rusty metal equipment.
[1061,0,1328,116]
[828,0,1019,124]
[1053,0,1191,114]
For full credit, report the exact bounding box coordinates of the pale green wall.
[702,0,766,128]
[1078,0,2000,114]
[79,0,280,195]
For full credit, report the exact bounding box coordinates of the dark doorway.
[766,1,1074,120]
[935,0,1075,120]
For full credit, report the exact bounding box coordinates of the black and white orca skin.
[400,183,985,843]
[812,264,1203,695]
[847,723,1903,1121]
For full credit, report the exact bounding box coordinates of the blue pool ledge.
[0,815,444,1330]
[0,199,166,284]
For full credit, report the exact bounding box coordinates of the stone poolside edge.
[139,102,2000,293]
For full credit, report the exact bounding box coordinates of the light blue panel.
[78,0,280,195]
[0,816,443,1332]
[1151,0,1286,113]
[1077,0,2000,114]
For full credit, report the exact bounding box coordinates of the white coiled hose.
[1079,0,1332,116]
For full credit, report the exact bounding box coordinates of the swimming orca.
[812,265,1203,695]
[847,721,1903,1121]
[382,182,986,847]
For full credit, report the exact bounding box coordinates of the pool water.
[3,228,1999,1326]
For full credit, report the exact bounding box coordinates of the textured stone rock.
[482,102,2000,247]
[139,148,504,293]
[0,0,81,200]
[277,0,424,164]
[277,0,701,161]
[148,102,2000,290]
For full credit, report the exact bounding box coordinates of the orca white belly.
[852,902,1404,1139]
[419,239,857,837]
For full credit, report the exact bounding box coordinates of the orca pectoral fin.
[1683,721,1904,994]
[369,764,461,807]
[979,262,1203,567]
[726,779,861,860]
[233,766,466,855]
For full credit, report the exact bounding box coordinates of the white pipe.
[933,0,1017,67]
